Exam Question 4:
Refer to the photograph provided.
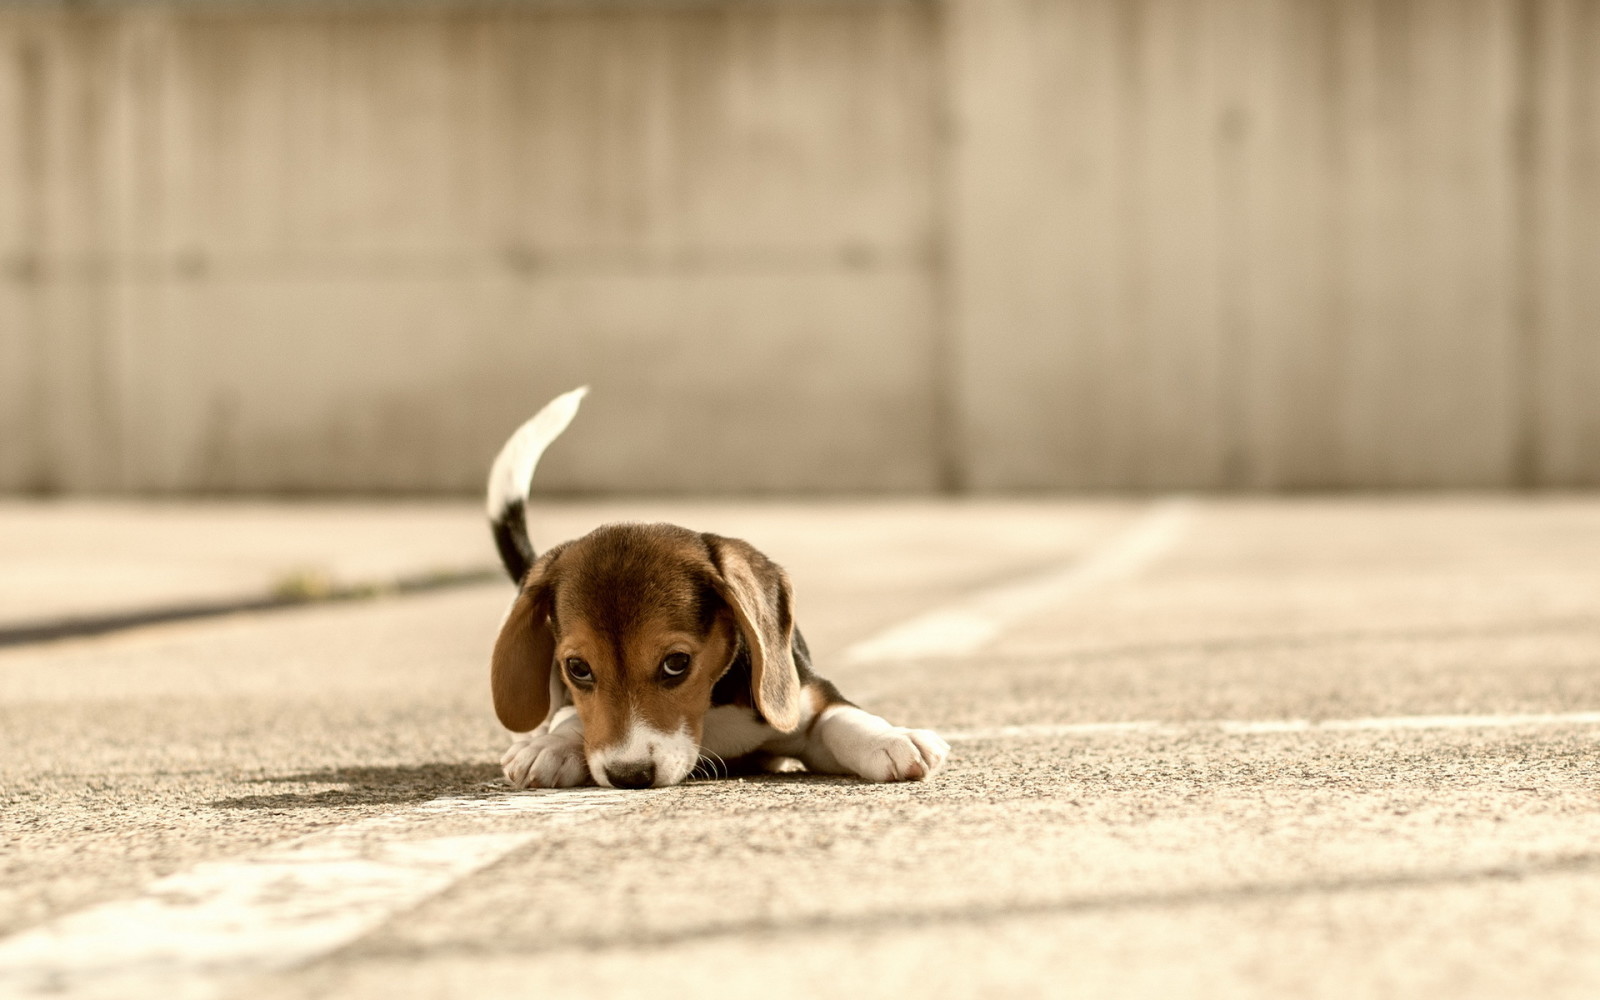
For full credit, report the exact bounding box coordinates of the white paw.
[847,727,950,783]
[501,731,590,788]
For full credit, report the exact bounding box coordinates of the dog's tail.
[486,386,588,583]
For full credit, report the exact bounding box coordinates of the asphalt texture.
[3,497,1599,999]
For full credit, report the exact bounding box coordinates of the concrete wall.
[953,0,1600,490]
[1,0,1597,494]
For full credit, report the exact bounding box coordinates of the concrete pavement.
[2,496,1598,998]
[0,500,495,636]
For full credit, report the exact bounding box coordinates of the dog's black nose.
[605,763,655,789]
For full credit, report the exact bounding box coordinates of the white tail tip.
[486,386,589,518]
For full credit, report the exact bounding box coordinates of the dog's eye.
[564,658,594,683]
[660,653,691,678]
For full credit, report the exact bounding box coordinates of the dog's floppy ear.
[704,534,802,732]
[491,545,565,732]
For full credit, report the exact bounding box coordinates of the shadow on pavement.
[0,567,500,649]
[209,763,885,810]
[209,762,502,810]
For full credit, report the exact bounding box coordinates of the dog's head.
[490,523,803,788]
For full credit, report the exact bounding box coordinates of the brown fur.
[555,613,741,752]
[490,523,802,757]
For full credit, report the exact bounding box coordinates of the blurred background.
[1,0,1596,497]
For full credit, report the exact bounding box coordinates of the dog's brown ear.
[491,546,564,732]
[704,534,802,732]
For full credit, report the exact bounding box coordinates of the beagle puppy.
[489,387,949,789]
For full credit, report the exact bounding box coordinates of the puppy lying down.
[489,388,949,789]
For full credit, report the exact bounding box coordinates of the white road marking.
[945,711,1600,742]
[0,789,641,1000]
[842,499,1193,664]
[6,711,1594,1000]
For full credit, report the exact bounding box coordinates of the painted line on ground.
[841,498,1193,665]
[8,710,1596,999]
[0,789,644,1000]
[945,711,1600,742]
[0,497,1186,997]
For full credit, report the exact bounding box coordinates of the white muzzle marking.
[587,716,698,788]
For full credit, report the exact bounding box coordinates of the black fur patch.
[711,643,753,708]
[491,499,533,583]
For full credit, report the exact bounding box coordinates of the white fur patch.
[804,705,949,782]
[485,385,588,519]
[701,706,781,760]
[501,706,588,789]
[587,715,698,788]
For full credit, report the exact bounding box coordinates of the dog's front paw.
[501,732,590,788]
[846,727,950,783]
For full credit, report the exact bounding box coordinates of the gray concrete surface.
[2,497,1599,998]
[0,497,1128,634]
[0,499,493,631]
